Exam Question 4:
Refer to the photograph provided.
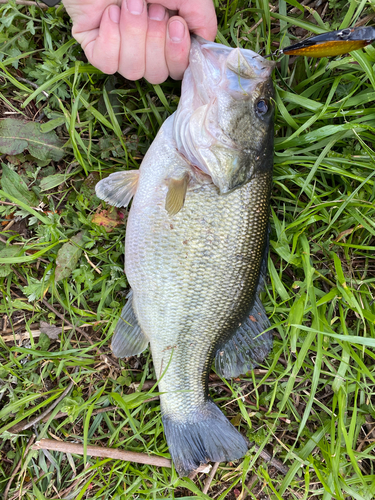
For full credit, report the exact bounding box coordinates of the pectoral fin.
[165,175,189,216]
[95,170,139,208]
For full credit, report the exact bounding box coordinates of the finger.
[144,4,169,84]
[76,5,121,74]
[118,0,148,81]
[165,16,190,80]
[147,0,217,41]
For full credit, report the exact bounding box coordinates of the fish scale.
[130,172,272,418]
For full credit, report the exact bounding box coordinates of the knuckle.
[147,29,166,42]
[166,46,189,65]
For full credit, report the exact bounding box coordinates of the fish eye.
[256,99,269,115]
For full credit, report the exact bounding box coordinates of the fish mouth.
[173,37,275,194]
[190,35,276,89]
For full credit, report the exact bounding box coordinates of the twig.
[354,12,375,27]
[8,473,46,500]
[188,463,211,480]
[13,261,119,370]
[202,461,220,495]
[84,251,102,274]
[15,77,49,97]
[32,438,172,468]
[357,416,375,452]
[8,378,75,433]
[246,5,278,36]
[41,298,120,371]
[252,443,289,475]
[240,474,258,500]
[212,485,228,499]
[3,435,36,500]
[0,201,19,206]
[50,464,91,499]
[1,322,99,343]
[42,405,119,423]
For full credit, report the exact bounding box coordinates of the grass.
[0,0,375,498]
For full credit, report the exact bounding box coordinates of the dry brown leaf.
[40,321,61,340]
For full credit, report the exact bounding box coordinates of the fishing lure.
[281,26,375,58]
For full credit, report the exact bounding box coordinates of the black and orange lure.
[281,26,375,58]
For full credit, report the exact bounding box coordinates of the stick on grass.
[32,439,172,468]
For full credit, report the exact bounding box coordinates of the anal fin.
[95,170,139,208]
[111,290,149,358]
[215,295,273,379]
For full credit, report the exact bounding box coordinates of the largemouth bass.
[96,37,275,477]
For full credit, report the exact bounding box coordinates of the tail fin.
[163,400,248,477]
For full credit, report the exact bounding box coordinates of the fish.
[95,36,275,477]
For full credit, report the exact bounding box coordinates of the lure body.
[283,26,375,57]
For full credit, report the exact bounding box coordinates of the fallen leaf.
[92,209,122,232]
[40,173,71,192]
[1,213,14,226]
[0,245,22,277]
[0,118,65,161]
[335,225,363,242]
[40,321,61,340]
[55,232,85,282]
[230,413,242,426]
[1,164,39,206]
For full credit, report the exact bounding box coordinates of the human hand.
[62,0,217,83]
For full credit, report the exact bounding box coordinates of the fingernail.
[148,4,165,21]
[109,4,120,24]
[168,20,185,42]
[127,0,144,15]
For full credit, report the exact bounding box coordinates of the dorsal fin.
[95,170,139,208]
[165,174,189,216]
